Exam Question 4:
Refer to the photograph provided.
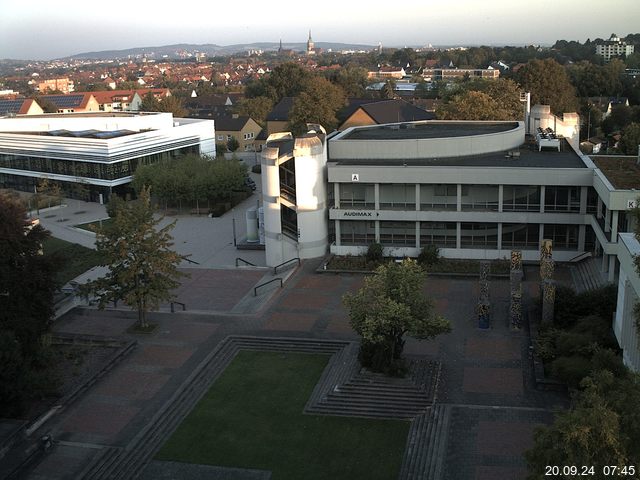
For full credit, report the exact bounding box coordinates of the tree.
[0,193,57,415]
[618,123,640,155]
[437,90,500,121]
[227,136,240,152]
[245,62,310,102]
[343,259,451,375]
[380,79,397,99]
[288,76,346,135]
[158,95,187,117]
[334,65,369,97]
[82,187,186,328]
[516,58,579,114]
[140,92,160,112]
[233,96,274,127]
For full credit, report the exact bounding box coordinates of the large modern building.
[0,112,215,202]
[595,34,635,62]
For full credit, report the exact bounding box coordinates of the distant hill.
[64,42,376,60]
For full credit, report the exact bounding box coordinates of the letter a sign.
[351,173,359,182]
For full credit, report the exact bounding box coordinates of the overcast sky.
[0,0,638,60]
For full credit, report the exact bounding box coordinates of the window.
[503,186,540,212]
[217,135,224,141]
[461,185,499,211]
[420,222,456,247]
[379,184,415,210]
[340,220,376,245]
[543,224,578,250]
[281,205,298,240]
[544,186,580,212]
[380,221,416,246]
[420,184,456,210]
[502,223,540,249]
[460,223,498,248]
[339,183,374,208]
[227,135,232,141]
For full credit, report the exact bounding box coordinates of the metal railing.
[254,278,283,296]
[181,256,200,265]
[235,257,256,267]
[273,257,300,275]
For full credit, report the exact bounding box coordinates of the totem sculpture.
[477,261,491,329]
[510,250,523,329]
[540,239,556,324]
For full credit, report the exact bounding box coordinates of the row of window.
[0,146,199,181]
[339,221,580,250]
[337,184,596,213]
[216,132,256,141]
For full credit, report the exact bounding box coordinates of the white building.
[615,233,640,371]
[0,112,215,202]
[596,34,635,62]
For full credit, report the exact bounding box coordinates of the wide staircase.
[570,256,610,293]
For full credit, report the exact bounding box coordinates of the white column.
[608,255,616,283]
[539,185,545,213]
[415,222,420,249]
[498,185,504,213]
[538,223,545,249]
[580,186,588,215]
[497,223,503,251]
[605,208,611,233]
[456,222,461,249]
[578,225,586,251]
[611,211,619,241]
[335,220,341,246]
[415,184,420,211]
[457,184,462,212]
[374,183,380,210]
[334,183,340,209]
[375,220,380,243]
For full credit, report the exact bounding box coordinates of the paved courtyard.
[21,258,568,480]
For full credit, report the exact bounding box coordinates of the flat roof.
[592,155,640,189]
[341,121,518,140]
[5,112,160,119]
[330,139,586,169]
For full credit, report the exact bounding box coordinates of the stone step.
[335,384,430,399]
[306,404,423,420]
[345,380,425,393]
[424,404,452,480]
[323,396,430,412]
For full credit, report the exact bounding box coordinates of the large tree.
[83,187,186,328]
[343,259,451,375]
[245,62,311,102]
[516,58,579,114]
[437,78,524,121]
[288,76,346,135]
[233,96,274,127]
[618,123,640,155]
[0,193,57,414]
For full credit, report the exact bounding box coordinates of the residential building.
[367,67,406,79]
[0,112,215,203]
[90,90,143,112]
[0,98,44,116]
[39,93,100,113]
[596,34,634,62]
[266,97,295,135]
[37,78,75,94]
[215,115,262,151]
[588,97,630,119]
[338,99,435,131]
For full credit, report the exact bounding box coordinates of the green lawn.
[74,217,113,232]
[42,237,104,285]
[156,351,410,480]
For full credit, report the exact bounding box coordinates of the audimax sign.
[341,210,379,218]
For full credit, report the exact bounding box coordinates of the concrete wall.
[615,233,640,372]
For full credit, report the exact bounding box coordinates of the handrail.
[254,278,283,296]
[568,251,592,263]
[273,257,300,275]
[181,256,200,265]
[170,301,186,313]
[236,257,256,267]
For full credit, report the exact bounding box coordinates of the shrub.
[550,355,592,388]
[554,284,617,328]
[366,242,384,263]
[251,164,262,174]
[417,244,440,266]
[358,341,408,377]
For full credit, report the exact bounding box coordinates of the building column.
[415,222,420,249]
[602,253,609,273]
[605,208,611,233]
[498,185,504,213]
[597,197,603,219]
[497,223,503,251]
[334,183,340,209]
[539,185,545,213]
[415,184,420,212]
[375,220,380,243]
[539,223,545,249]
[578,225,586,251]
[374,183,380,210]
[608,255,616,282]
[457,184,462,212]
[456,222,461,249]
[579,186,588,215]
[611,211,619,241]
[335,220,341,246]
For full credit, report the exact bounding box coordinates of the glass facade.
[544,186,581,212]
[461,185,499,211]
[379,184,415,210]
[379,221,415,246]
[460,223,498,248]
[544,224,579,250]
[420,184,457,210]
[0,145,199,182]
[502,223,540,248]
[503,186,540,212]
[420,222,457,248]
[278,158,296,203]
[340,220,375,245]
[339,183,374,209]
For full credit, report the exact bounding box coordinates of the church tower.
[307,30,315,55]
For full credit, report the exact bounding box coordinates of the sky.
[0,0,638,60]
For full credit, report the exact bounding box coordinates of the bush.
[251,164,262,174]
[550,355,592,388]
[358,341,408,377]
[417,244,440,266]
[554,284,617,328]
[366,242,384,263]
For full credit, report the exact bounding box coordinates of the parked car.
[245,176,256,191]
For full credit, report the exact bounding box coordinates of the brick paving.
[24,261,568,480]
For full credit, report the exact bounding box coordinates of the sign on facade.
[627,200,637,209]
[351,173,359,182]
